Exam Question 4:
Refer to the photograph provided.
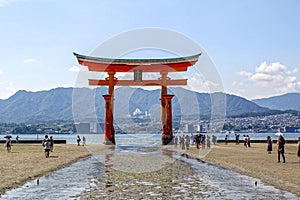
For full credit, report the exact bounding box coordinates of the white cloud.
[234,61,300,98]
[237,70,252,77]
[0,0,22,7]
[255,61,287,74]
[68,66,82,72]
[24,58,37,63]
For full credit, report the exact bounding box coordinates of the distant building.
[74,123,90,134]
[90,123,102,133]
[185,124,194,133]
[196,124,205,133]
[285,126,300,133]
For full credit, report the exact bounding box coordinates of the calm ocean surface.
[5,132,300,144]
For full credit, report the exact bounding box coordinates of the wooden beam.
[89,79,187,86]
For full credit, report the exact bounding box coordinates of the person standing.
[243,135,248,147]
[225,134,228,145]
[82,136,86,146]
[185,135,190,150]
[277,135,286,163]
[235,134,240,145]
[16,135,19,143]
[77,135,81,146]
[42,135,51,158]
[267,136,272,154]
[247,135,251,147]
[267,136,273,154]
[297,136,300,162]
[49,136,54,152]
[5,137,12,153]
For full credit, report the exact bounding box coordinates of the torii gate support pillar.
[103,94,115,145]
[162,94,174,145]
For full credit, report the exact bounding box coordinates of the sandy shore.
[0,144,91,195]
[181,143,300,197]
[1,142,299,198]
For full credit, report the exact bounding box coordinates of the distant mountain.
[253,93,300,111]
[0,87,270,123]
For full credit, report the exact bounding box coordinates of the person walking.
[42,135,51,158]
[77,135,81,146]
[267,136,272,154]
[277,135,286,163]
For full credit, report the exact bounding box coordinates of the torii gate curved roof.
[73,52,201,72]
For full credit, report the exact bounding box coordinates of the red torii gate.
[74,52,201,145]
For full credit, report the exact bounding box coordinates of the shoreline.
[0,144,91,196]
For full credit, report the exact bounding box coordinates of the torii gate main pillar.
[162,94,174,145]
[103,94,115,145]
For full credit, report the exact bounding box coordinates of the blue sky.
[0,0,299,100]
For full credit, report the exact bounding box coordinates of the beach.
[183,143,300,197]
[205,143,300,196]
[0,142,299,198]
[0,144,91,195]
[78,142,300,199]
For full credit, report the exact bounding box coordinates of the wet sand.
[78,143,300,199]
[185,143,300,197]
[0,144,90,195]
[1,142,299,198]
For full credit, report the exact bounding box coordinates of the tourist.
[247,135,251,147]
[190,133,195,145]
[16,135,19,143]
[82,136,86,146]
[206,135,211,149]
[267,136,272,154]
[277,135,286,163]
[42,135,51,158]
[185,135,190,150]
[225,134,228,145]
[49,136,54,152]
[212,135,217,145]
[243,135,248,147]
[77,135,81,146]
[174,136,178,147]
[297,136,300,162]
[5,137,12,153]
[180,136,185,150]
[195,134,200,149]
[178,136,182,148]
[201,135,206,149]
[235,133,240,145]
